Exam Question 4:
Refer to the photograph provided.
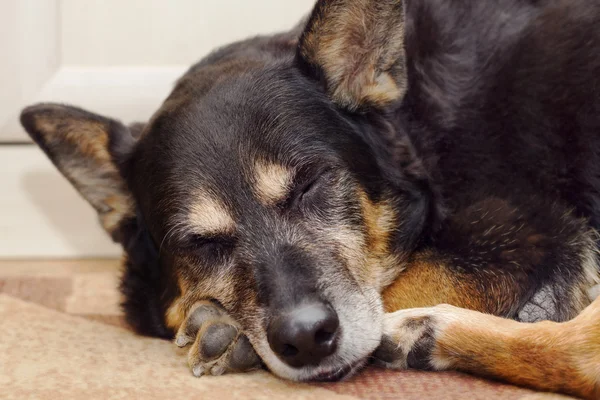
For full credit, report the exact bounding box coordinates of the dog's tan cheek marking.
[251,161,293,206]
[326,224,367,281]
[165,271,190,331]
[187,192,235,236]
[165,264,237,332]
[166,297,187,331]
[357,190,403,288]
[322,188,400,289]
[358,190,395,255]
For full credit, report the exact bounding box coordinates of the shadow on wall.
[21,169,120,257]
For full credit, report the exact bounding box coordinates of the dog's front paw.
[175,301,262,377]
[373,304,465,371]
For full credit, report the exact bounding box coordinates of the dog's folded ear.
[297,0,407,112]
[20,103,138,242]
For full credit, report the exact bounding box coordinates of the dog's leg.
[377,198,600,397]
[174,301,261,376]
[373,298,600,399]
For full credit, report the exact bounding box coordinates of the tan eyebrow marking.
[185,191,235,236]
[252,160,295,206]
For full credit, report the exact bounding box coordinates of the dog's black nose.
[267,302,339,368]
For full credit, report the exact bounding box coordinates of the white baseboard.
[1,65,188,142]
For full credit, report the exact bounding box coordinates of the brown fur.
[358,189,403,288]
[166,296,188,331]
[432,299,600,399]
[383,256,479,312]
[186,192,236,236]
[383,248,526,315]
[166,258,239,332]
[21,105,134,237]
[299,0,408,111]
[252,161,294,206]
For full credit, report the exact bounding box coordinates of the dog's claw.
[210,365,226,376]
[175,334,192,348]
[175,300,261,377]
[192,365,206,377]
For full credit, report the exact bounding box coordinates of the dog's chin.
[300,357,369,382]
[259,348,374,382]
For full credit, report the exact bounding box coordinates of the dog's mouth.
[301,357,368,383]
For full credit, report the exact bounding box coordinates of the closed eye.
[282,167,333,210]
[296,175,320,203]
[182,234,236,259]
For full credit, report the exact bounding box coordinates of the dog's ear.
[20,103,139,242]
[297,0,407,112]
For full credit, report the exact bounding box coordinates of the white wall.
[0,0,316,142]
[0,0,60,141]
[60,0,315,66]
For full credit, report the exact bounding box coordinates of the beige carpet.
[0,260,575,399]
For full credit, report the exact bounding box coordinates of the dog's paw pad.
[188,325,260,376]
[405,324,436,371]
[372,334,406,365]
[199,322,238,360]
[175,301,261,377]
[229,335,261,371]
[175,301,225,347]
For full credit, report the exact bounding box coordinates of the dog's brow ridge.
[168,191,236,240]
[252,161,295,206]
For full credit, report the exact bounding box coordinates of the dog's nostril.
[314,329,334,345]
[282,344,299,358]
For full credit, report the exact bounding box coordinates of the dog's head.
[21,0,437,381]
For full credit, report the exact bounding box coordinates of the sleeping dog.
[20,0,600,398]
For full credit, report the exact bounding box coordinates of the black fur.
[116,0,600,336]
[24,0,600,342]
[394,0,600,319]
[117,212,174,338]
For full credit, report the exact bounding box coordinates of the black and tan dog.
[20,0,600,398]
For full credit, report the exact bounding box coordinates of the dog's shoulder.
[403,0,600,224]
[405,0,600,126]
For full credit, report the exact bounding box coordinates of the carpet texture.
[0,260,575,399]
